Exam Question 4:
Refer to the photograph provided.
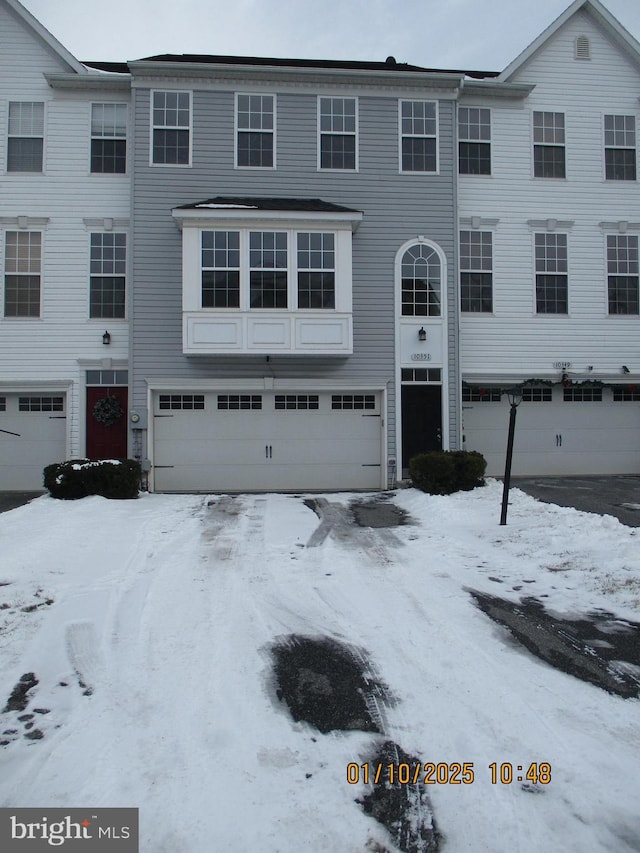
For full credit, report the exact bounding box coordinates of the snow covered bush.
[43,458,141,500]
[409,450,486,495]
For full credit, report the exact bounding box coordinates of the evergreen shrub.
[43,458,141,500]
[409,450,486,495]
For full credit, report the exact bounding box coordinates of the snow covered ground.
[0,480,639,852]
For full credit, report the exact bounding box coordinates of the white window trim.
[149,89,192,168]
[90,102,128,176]
[234,93,277,170]
[6,100,46,175]
[532,231,570,316]
[87,230,128,321]
[531,110,566,180]
[605,232,640,316]
[398,99,439,175]
[459,229,494,314]
[317,96,359,172]
[194,226,348,312]
[602,112,637,182]
[457,105,491,176]
[2,227,44,320]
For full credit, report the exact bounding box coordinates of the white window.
[4,231,41,317]
[200,229,339,311]
[297,232,335,308]
[151,91,191,165]
[176,202,359,355]
[319,97,357,170]
[533,112,565,178]
[90,233,126,318]
[535,233,568,314]
[460,231,492,312]
[604,115,636,181]
[458,107,490,175]
[236,94,275,168]
[401,243,441,316]
[7,102,44,172]
[91,103,127,173]
[249,231,288,308]
[202,231,240,308]
[400,100,438,173]
[607,235,639,315]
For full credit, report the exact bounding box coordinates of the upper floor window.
[4,231,41,317]
[202,230,240,308]
[249,231,288,308]
[533,111,565,178]
[535,233,568,314]
[607,234,639,315]
[7,102,44,172]
[460,231,492,312]
[401,243,441,317]
[400,100,437,173]
[152,91,190,165]
[91,103,127,174]
[319,97,357,170]
[458,107,490,175]
[604,115,636,181]
[200,228,341,312]
[90,232,126,318]
[297,232,335,309]
[236,94,274,168]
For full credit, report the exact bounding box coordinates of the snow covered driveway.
[0,483,639,852]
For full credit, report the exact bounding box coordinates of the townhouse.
[0,0,130,489]
[127,55,465,491]
[0,0,638,491]
[459,0,640,475]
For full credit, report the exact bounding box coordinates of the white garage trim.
[0,384,71,490]
[146,379,387,493]
[148,377,387,492]
[462,382,640,476]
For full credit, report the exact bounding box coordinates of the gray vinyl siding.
[131,82,460,467]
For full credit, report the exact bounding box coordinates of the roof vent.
[575,35,591,60]
[385,56,397,66]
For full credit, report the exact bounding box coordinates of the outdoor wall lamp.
[500,385,523,525]
[102,331,111,345]
[418,327,427,342]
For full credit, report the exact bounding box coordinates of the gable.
[0,0,85,88]
[500,0,640,83]
[503,6,640,99]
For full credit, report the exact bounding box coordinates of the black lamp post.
[499,385,523,525]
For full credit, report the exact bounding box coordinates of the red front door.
[86,386,128,459]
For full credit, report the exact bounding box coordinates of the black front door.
[401,385,442,470]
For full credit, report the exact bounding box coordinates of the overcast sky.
[19,0,640,71]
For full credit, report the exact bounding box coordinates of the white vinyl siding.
[459,8,640,381]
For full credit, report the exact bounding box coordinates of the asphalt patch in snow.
[350,495,411,529]
[3,672,39,712]
[357,740,441,853]
[470,591,640,698]
[271,635,390,733]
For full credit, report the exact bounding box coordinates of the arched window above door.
[401,243,441,316]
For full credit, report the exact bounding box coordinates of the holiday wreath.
[93,395,124,427]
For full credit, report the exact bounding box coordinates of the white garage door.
[463,387,640,476]
[152,390,384,492]
[0,393,67,490]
